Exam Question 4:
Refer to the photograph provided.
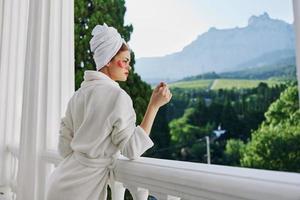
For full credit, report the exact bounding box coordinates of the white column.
[16,0,74,199]
[0,0,30,188]
[0,0,13,186]
[293,0,300,104]
[0,0,30,189]
[0,0,4,57]
[13,0,31,148]
[16,0,43,198]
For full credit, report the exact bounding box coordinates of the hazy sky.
[124,0,294,58]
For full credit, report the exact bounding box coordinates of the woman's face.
[107,50,131,81]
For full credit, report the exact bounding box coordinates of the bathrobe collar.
[80,70,119,88]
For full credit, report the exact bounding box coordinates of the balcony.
[1,146,299,200]
[0,0,300,200]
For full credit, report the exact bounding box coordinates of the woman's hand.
[140,82,172,135]
[149,82,172,109]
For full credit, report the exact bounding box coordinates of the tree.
[241,124,300,172]
[145,106,172,159]
[169,107,214,161]
[224,139,245,166]
[169,108,203,144]
[264,86,299,126]
[241,86,300,172]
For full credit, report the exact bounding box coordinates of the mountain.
[181,56,296,81]
[135,13,295,83]
[220,57,296,80]
[221,64,296,80]
[235,49,295,69]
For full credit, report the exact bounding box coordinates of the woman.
[46,24,172,200]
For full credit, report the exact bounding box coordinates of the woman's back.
[69,71,123,158]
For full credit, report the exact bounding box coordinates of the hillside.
[181,55,296,81]
[135,13,295,83]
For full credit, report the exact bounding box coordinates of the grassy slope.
[169,79,213,90]
[170,79,281,90]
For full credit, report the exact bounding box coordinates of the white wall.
[293,0,300,104]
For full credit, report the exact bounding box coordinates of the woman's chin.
[117,77,127,82]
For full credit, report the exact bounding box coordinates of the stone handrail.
[40,150,300,200]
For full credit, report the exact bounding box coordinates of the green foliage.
[241,86,300,172]
[169,108,203,144]
[241,123,300,172]
[162,83,286,164]
[182,71,220,81]
[264,85,300,126]
[145,106,172,159]
[168,107,215,162]
[74,0,151,124]
[224,139,245,166]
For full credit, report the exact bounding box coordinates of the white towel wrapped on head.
[90,23,126,71]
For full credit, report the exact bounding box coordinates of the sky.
[124,0,294,58]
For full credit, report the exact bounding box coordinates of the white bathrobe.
[46,70,154,200]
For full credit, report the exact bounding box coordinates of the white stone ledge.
[39,151,300,200]
[116,156,300,200]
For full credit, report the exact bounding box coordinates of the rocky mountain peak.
[248,12,271,25]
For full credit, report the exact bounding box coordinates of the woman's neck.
[99,67,114,80]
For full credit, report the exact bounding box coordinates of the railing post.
[167,195,181,200]
[127,186,149,200]
[134,188,149,200]
[110,181,126,200]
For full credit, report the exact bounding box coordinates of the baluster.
[149,191,171,200]
[148,191,181,200]
[110,181,126,200]
[167,195,181,200]
[126,185,149,200]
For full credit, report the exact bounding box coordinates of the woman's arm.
[140,82,172,135]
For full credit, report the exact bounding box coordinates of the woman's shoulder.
[115,88,132,104]
[91,83,132,103]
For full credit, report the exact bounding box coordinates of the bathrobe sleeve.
[58,102,74,158]
[110,90,154,160]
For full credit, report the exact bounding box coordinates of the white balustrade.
[28,150,300,200]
